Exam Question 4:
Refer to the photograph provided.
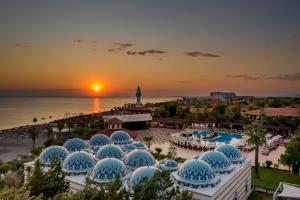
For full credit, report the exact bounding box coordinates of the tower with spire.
[135,85,143,107]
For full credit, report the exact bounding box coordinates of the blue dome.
[110,131,132,145]
[163,159,179,171]
[63,138,88,152]
[89,134,111,147]
[40,146,69,166]
[124,150,155,170]
[200,151,234,174]
[92,158,127,184]
[124,144,137,152]
[63,151,95,174]
[96,144,124,160]
[173,159,220,188]
[156,163,167,171]
[133,142,146,149]
[130,166,159,188]
[216,144,245,163]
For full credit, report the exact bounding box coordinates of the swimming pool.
[192,130,244,146]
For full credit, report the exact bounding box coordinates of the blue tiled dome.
[63,151,95,174]
[216,144,245,164]
[110,131,132,145]
[130,166,159,188]
[40,146,69,166]
[133,142,146,149]
[173,158,220,188]
[92,158,127,184]
[124,144,137,152]
[95,144,124,160]
[200,151,234,173]
[164,159,179,171]
[89,134,111,148]
[124,150,155,169]
[63,138,88,152]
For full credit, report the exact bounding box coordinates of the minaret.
[135,85,142,107]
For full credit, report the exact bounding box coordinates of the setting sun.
[91,82,103,93]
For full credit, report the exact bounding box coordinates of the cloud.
[72,39,98,44]
[108,42,133,52]
[177,80,193,84]
[12,43,31,48]
[269,72,300,81]
[184,51,221,58]
[226,74,260,80]
[126,49,166,56]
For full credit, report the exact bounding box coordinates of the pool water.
[192,131,244,146]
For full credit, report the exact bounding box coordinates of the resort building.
[25,130,251,200]
[102,86,152,130]
[210,92,254,104]
[244,107,300,120]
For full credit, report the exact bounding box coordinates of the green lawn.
[252,167,300,190]
[248,192,273,200]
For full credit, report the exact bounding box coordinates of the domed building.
[88,134,111,152]
[173,158,220,188]
[110,131,133,145]
[63,138,88,152]
[129,166,159,188]
[95,144,124,160]
[40,146,69,166]
[216,144,245,164]
[124,149,155,170]
[163,159,179,171]
[200,151,235,174]
[91,158,129,184]
[133,142,146,150]
[124,144,137,152]
[63,151,95,175]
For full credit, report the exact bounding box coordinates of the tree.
[246,122,266,178]
[33,117,38,124]
[155,147,162,155]
[143,136,153,148]
[28,127,39,150]
[280,127,300,174]
[65,119,73,133]
[0,163,11,182]
[43,156,69,199]
[27,159,47,197]
[167,143,177,160]
[46,124,53,139]
[56,122,65,139]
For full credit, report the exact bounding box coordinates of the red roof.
[105,118,124,124]
[245,108,300,118]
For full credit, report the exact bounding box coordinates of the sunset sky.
[0,0,299,97]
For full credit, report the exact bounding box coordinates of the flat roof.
[103,114,152,122]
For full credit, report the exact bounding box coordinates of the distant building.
[210,92,253,104]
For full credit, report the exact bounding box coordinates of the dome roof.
[124,144,137,152]
[96,144,124,160]
[200,151,234,173]
[174,159,220,187]
[92,158,127,184]
[124,150,156,170]
[89,134,111,147]
[63,151,95,174]
[63,138,88,152]
[133,142,146,149]
[216,144,245,163]
[164,159,179,171]
[40,146,69,166]
[130,166,159,188]
[110,131,132,145]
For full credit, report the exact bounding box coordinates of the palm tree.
[65,119,73,133]
[33,117,38,124]
[246,121,266,178]
[155,147,162,155]
[46,125,53,139]
[28,128,39,149]
[143,136,153,148]
[55,122,65,139]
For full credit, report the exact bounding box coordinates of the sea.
[0,97,178,130]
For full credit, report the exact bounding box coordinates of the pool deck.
[135,128,289,170]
